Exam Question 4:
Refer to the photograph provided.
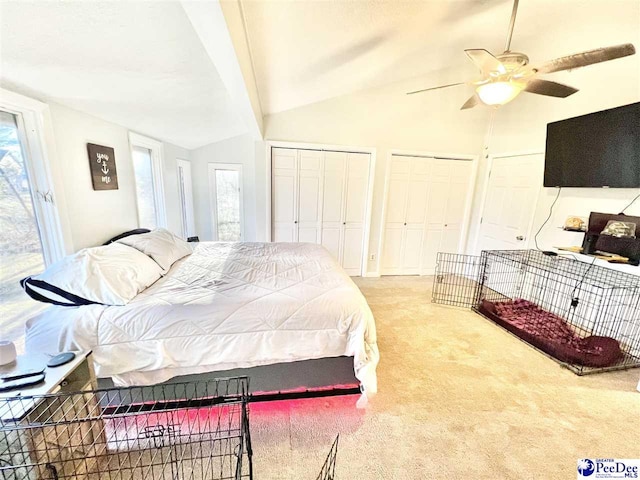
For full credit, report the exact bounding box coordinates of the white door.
[382,155,473,275]
[320,151,347,260]
[421,159,473,274]
[342,153,369,275]
[271,148,298,242]
[380,157,410,274]
[176,159,196,238]
[380,156,430,275]
[297,150,323,243]
[209,163,244,241]
[476,154,543,252]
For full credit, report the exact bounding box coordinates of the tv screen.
[544,102,640,188]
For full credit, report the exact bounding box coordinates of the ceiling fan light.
[476,81,524,106]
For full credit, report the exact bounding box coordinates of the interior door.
[341,153,369,275]
[421,159,472,274]
[271,148,298,242]
[477,154,543,252]
[441,161,473,254]
[297,150,323,243]
[381,157,410,274]
[320,151,347,261]
[402,159,430,274]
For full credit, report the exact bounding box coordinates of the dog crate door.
[432,252,484,308]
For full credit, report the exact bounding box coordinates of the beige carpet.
[250,276,640,480]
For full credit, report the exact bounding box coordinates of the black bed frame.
[97,356,361,406]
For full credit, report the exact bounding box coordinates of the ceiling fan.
[407,0,636,109]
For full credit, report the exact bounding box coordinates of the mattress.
[26,242,379,402]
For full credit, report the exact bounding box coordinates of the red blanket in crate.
[478,299,623,368]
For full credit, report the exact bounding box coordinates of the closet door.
[421,161,450,274]
[402,159,430,274]
[381,157,410,274]
[381,156,430,275]
[297,150,323,243]
[421,159,472,274]
[342,153,370,275]
[271,148,298,242]
[320,152,347,260]
[441,161,472,254]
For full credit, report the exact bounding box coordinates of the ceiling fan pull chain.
[504,0,520,53]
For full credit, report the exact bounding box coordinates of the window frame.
[128,132,167,229]
[208,163,244,242]
[0,88,71,264]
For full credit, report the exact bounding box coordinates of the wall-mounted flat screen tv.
[544,102,640,188]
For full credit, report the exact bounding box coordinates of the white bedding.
[26,242,378,401]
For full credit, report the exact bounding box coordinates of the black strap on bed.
[20,277,100,307]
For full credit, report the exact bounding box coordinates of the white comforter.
[26,242,378,400]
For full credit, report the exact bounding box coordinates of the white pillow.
[116,228,192,274]
[21,243,163,306]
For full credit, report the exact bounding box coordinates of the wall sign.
[87,143,118,190]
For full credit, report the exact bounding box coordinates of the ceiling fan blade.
[524,79,578,98]
[406,82,465,95]
[464,49,506,75]
[460,95,479,110]
[536,43,636,74]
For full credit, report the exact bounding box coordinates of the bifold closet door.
[297,150,323,243]
[342,153,370,275]
[272,148,323,243]
[422,160,473,274]
[320,152,347,260]
[272,147,370,276]
[320,152,370,275]
[271,148,298,242]
[380,156,429,275]
[381,156,472,275]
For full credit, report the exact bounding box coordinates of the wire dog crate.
[433,250,640,374]
[0,377,253,480]
[314,436,339,480]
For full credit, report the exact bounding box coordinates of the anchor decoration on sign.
[87,143,118,190]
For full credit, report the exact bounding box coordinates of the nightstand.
[0,351,105,478]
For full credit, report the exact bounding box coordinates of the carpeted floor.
[249,276,640,480]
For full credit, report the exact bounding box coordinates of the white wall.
[190,133,258,241]
[49,103,187,251]
[469,0,640,254]
[262,77,490,274]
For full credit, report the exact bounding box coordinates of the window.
[0,111,47,344]
[129,133,166,230]
[208,164,243,241]
[0,89,68,349]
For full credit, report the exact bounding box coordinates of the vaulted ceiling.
[0,1,247,149]
[238,0,640,115]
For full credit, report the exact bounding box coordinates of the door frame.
[208,162,244,241]
[128,132,167,229]
[0,88,72,262]
[376,149,479,276]
[264,140,376,277]
[471,150,544,254]
[176,158,195,238]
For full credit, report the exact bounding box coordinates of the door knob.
[294,221,298,224]
[404,223,407,226]
[516,235,525,241]
[343,222,346,225]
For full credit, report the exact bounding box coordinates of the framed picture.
[87,143,118,190]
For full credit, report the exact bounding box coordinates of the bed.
[25,241,379,404]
